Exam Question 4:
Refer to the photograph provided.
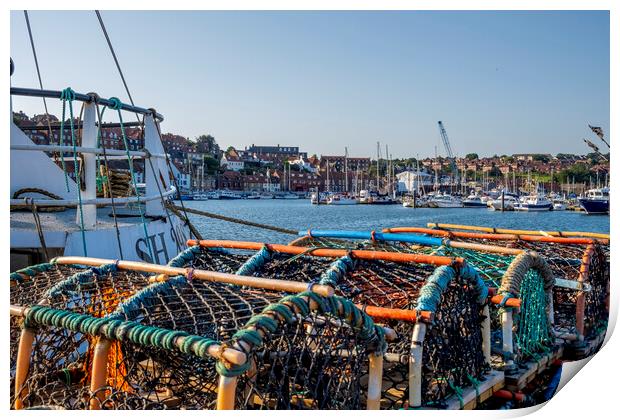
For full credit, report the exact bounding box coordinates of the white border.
[2,2,616,419]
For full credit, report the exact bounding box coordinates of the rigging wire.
[95,10,137,110]
[95,9,194,239]
[23,11,55,155]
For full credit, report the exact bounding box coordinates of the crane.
[437,121,458,185]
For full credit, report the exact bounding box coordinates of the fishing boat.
[579,187,610,215]
[327,193,358,205]
[10,86,190,269]
[429,192,463,208]
[220,190,242,200]
[462,191,488,208]
[488,193,519,211]
[514,194,552,212]
[206,190,221,200]
[310,191,328,204]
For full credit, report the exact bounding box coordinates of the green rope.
[108,97,153,261]
[57,90,70,193]
[60,88,88,256]
[447,380,464,408]
[514,269,552,358]
[10,262,58,283]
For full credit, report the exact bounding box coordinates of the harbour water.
[181,199,610,244]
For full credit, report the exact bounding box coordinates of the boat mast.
[376,141,381,193]
[344,147,348,194]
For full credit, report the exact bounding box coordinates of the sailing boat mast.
[376,141,381,193]
[326,159,330,192]
[344,147,348,194]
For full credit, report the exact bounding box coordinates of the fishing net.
[414,232,609,342]
[290,235,560,366]
[168,244,489,408]
[11,261,387,410]
[167,246,252,272]
[10,262,151,409]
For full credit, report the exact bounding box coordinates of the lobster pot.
[10,263,82,374]
[14,283,387,410]
[10,264,152,409]
[101,278,384,409]
[413,232,610,343]
[337,259,488,408]
[177,242,490,408]
[96,276,280,409]
[491,251,556,367]
[168,246,255,272]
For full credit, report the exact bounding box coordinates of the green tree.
[203,156,220,175]
[465,153,479,160]
[195,134,220,157]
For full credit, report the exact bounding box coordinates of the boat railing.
[11,86,174,227]
[11,87,164,121]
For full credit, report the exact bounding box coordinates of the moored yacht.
[430,192,463,208]
[579,187,610,215]
[488,194,519,211]
[462,191,488,208]
[327,193,358,205]
[514,194,552,212]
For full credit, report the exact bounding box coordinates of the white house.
[220,154,245,171]
[396,170,434,193]
[169,162,190,191]
[288,156,318,173]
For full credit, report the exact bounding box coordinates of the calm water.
[178,199,610,245]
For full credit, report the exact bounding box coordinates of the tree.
[203,156,220,175]
[195,134,220,157]
[465,153,479,160]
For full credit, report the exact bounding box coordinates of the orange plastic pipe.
[384,227,601,245]
[188,239,461,266]
[489,294,521,308]
[359,305,433,323]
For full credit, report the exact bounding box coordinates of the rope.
[168,204,297,235]
[235,245,272,276]
[94,11,140,122]
[150,110,196,240]
[29,200,49,261]
[10,262,58,283]
[144,151,183,255]
[164,200,203,240]
[23,304,220,360]
[225,292,387,377]
[94,100,124,259]
[23,11,54,146]
[108,96,153,261]
[60,87,88,256]
[319,254,355,288]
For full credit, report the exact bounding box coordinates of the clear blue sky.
[10,10,609,158]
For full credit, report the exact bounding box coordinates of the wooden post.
[78,101,97,229]
[481,305,491,365]
[216,375,238,410]
[367,353,384,410]
[501,310,514,370]
[89,338,113,409]
[13,328,35,409]
[408,322,426,408]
